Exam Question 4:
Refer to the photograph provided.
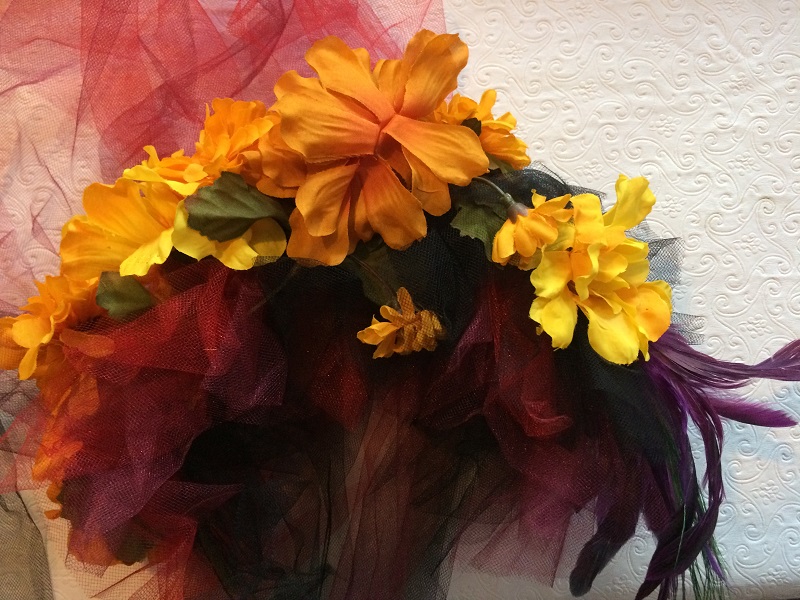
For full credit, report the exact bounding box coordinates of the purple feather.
[633,328,799,597]
[711,396,796,428]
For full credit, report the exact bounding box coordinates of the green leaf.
[487,154,515,174]
[96,272,154,321]
[185,172,290,242]
[450,201,507,260]
[341,239,402,307]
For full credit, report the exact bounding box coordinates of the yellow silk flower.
[61,100,291,280]
[0,275,101,380]
[60,179,180,279]
[492,192,573,269]
[123,99,300,198]
[528,175,672,364]
[274,30,489,266]
[357,287,445,358]
[434,90,530,170]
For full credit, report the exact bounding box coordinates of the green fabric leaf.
[96,272,154,321]
[450,201,507,260]
[487,154,515,174]
[185,172,290,242]
[341,239,402,307]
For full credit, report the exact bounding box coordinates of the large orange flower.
[275,30,489,265]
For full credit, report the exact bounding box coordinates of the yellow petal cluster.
[357,287,445,358]
[0,276,101,380]
[274,30,490,266]
[434,90,530,170]
[527,175,672,364]
[492,192,572,269]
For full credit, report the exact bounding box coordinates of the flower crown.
[1,29,798,600]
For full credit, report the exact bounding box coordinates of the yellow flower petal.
[530,250,572,298]
[383,114,488,185]
[172,204,285,270]
[358,286,444,358]
[0,318,26,371]
[83,180,175,244]
[604,175,656,230]
[571,193,606,245]
[620,281,672,343]
[245,218,288,260]
[122,146,202,196]
[581,296,640,365]
[119,228,175,277]
[529,291,577,349]
[11,314,54,350]
[514,212,559,255]
[60,217,139,281]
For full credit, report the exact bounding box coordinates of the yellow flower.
[0,276,101,380]
[528,175,672,364]
[122,146,206,196]
[357,287,445,358]
[274,30,489,265]
[74,106,290,278]
[60,179,181,279]
[194,98,275,181]
[492,192,573,269]
[435,90,530,170]
[123,100,304,199]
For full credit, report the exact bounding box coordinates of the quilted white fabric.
[443,1,800,598]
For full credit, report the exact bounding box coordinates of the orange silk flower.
[275,30,489,265]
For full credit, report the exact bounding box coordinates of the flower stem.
[474,176,528,222]
[474,176,515,207]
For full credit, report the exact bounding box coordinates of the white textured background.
[443,0,800,598]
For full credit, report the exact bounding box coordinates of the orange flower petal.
[401,33,469,119]
[383,114,488,185]
[359,159,426,249]
[275,71,381,162]
[296,162,359,237]
[373,58,407,112]
[0,318,26,371]
[306,36,395,123]
[402,148,451,216]
[286,205,351,266]
[492,220,517,265]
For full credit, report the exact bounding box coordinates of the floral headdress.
[1,23,799,600]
